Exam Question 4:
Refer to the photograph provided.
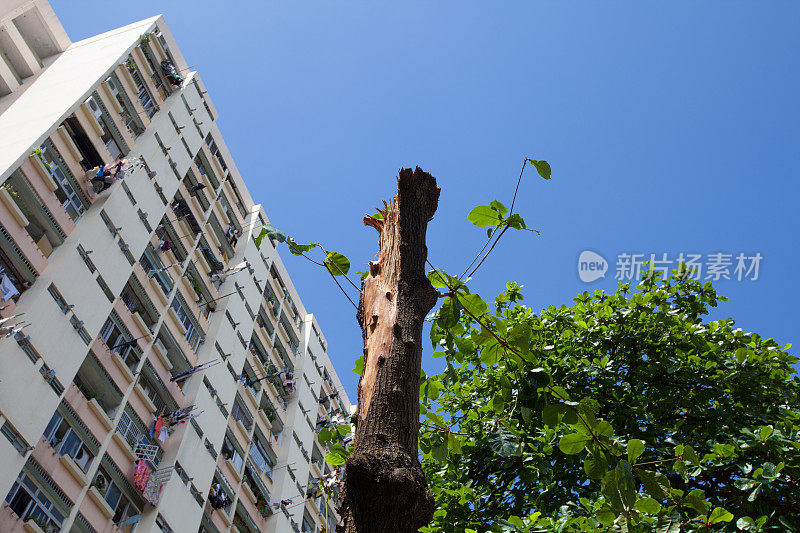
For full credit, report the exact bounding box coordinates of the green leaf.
[760,426,773,441]
[325,251,350,276]
[489,427,520,457]
[491,395,504,414]
[595,504,617,526]
[317,427,333,443]
[505,213,527,230]
[634,468,671,500]
[259,223,286,245]
[325,444,350,466]
[655,514,681,533]
[615,461,637,510]
[542,404,564,427]
[480,338,502,365]
[685,488,710,515]
[527,368,551,389]
[458,293,488,317]
[467,205,504,227]
[558,433,589,455]
[709,507,734,524]
[432,441,449,462]
[505,515,524,529]
[427,269,460,290]
[527,159,552,180]
[584,448,609,480]
[352,355,364,376]
[627,439,645,463]
[634,497,662,514]
[287,238,317,256]
[683,445,700,466]
[489,200,509,216]
[447,433,462,454]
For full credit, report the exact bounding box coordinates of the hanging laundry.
[158,427,168,444]
[0,313,23,325]
[160,60,183,87]
[0,275,20,302]
[158,239,170,252]
[154,415,165,435]
[280,499,293,507]
[133,460,151,492]
[169,360,218,382]
[282,371,296,394]
[110,338,138,353]
[189,183,206,194]
[208,483,229,509]
[201,248,224,273]
[1,323,27,338]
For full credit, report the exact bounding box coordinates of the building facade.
[0,2,350,532]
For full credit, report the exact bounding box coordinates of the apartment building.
[0,2,351,532]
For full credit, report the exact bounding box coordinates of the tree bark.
[339,167,440,533]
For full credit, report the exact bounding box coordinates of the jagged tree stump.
[339,167,440,533]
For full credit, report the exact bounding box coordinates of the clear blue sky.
[56,1,800,400]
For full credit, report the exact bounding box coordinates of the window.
[249,436,275,480]
[96,275,114,302]
[168,112,181,135]
[93,467,140,527]
[1,422,29,455]
[220,434,243,472]
[84,95,123,159]
[117,238,135,265]
[38,142,86,221]
[140,245,174,294]
[120,180,136,205]
[129,65,158,118]
[100,316,140,372]
[47,283,68,313]
[42,412,95,472]
[156,514,174,533]
[105,73,145,137]
[76,245,95,273]
[170,295,202,352]
[99,209,117,236]
[4,472,64,532]
[231,398,252,431]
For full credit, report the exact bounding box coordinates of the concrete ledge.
[23,519,45,533]
[131,311,152,340]
[58,454,88,486]
[240,480,256,504]
[88,399,113,431]
[111,431,137,463]
[109,349,135,385]
[151,339,173,371]
[87,485,114,519]
[0,188,29,227]
[167,306,187,335]
[226,458,242,483]
[57,125,82,161]
[29,156,58,192]
[216,506,232,527]
[133,382,157,414]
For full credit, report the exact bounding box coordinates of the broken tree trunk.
[339,167,440,533]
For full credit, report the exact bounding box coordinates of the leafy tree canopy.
[418,271,799,532]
